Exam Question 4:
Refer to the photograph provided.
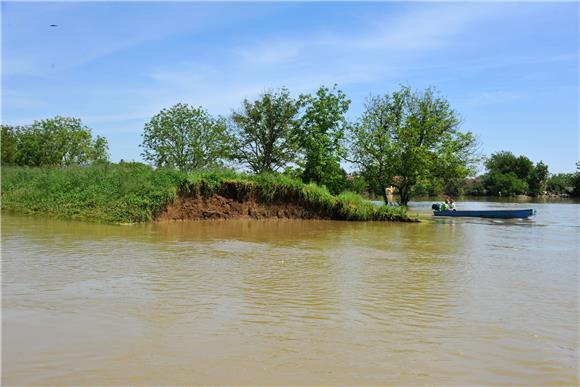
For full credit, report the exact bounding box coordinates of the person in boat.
[440,199,449,211]
[448,198,456,211]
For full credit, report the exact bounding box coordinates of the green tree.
[547,173,573,194]
[573,162,580,197]
[485,151,534,181]
[12,116,108,167]
[483,151,549,196]
[1,125,18,165]
[141,103,230,171]
[297,85,350,194]
[344,173,368,194]
[528,161,549,196]
[350,86,477,205]
[230,88,301,174]
[91,136,109,163]
[484,171,528,196]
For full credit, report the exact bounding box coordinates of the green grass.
[1,163,412,223]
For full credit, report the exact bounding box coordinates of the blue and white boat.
[433,208,536,219]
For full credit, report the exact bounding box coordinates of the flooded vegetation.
[3,200,578,385]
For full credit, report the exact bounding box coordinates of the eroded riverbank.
[1,165,411,223]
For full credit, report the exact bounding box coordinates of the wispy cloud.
[1,2,250,77]
[137,3,501,114]
[464,90,531,107]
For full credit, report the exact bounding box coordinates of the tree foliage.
[141,103,230,171]
[547,173,574,194]
[528,161,549,196]
[1,117,109,167]
[1,125,18,165]
[351,86,477,205]
[230,88,301,174]
[296,85,350,194]
[483,171,528,196]
[483,151,549,196]
[484,151,534,181]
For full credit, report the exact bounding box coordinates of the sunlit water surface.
[2,200,579,385]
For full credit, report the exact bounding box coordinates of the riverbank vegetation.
[2,84,576,221]
[1,164,411,223]
[140,85,478,205]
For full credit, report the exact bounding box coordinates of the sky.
[2,1,579,173]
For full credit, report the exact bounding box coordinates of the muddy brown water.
[2,200,579,385]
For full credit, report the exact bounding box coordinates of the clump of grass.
[1,163,412,223]
[1,163,183,223]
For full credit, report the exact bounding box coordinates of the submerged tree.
[351,86,477,205]
[297,85,350,194]
[141,103,230,171]
[230,88,301,174]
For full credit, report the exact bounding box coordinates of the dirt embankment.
[158,194,327,221]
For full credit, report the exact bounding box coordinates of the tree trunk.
[399,185,410,206]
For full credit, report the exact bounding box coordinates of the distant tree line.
[463,152,580,197]
[13,84,578,204]
[1,117,108,167]
[545,166,580,197]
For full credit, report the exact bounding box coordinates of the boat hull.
[433,209,536,219]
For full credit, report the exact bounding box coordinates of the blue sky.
[2,1,578,173]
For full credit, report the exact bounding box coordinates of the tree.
[350,86,477,205]
[1,125,18,165]
[547,173,573,194]
[484,171,528,196]
[141,103,230,171]
[9,116,108,167]
[344,173,368,194]
[528,161,549,196]
[573,162,580,197]
[230,88,301,174]
[91,136,109,163]
[297,85,350,194]
[483,151,549,196]
[485,151,534,181]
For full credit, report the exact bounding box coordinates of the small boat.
[433,208,536,219]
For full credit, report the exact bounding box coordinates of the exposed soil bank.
[158,180,415,221]
[2,165,412,223]
[158,194,327,221]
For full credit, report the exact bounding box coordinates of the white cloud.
[464,91,531,107]
[135,3,501,114]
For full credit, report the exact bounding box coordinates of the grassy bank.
[1,163,412,223]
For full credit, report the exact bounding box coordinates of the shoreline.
[1,165,415,224]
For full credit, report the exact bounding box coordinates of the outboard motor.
[431,203,441,211]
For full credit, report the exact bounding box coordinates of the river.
[2,200,579,385]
